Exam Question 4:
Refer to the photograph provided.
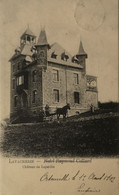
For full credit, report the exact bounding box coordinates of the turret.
[35,29,50,68]
[76,41,88,74]
[20,26,36,47]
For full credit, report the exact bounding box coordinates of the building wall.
[66,69,87,115]
[86,91,98,108]
[27,65,43,116]
[10,55,25,116]
[42,62,92,116]
[10,54,98,119]
[43,63,67,112]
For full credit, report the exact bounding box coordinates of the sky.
[0,0,118,120]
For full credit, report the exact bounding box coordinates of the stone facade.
[10,27,98,120]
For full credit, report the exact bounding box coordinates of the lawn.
[0,115,119,158]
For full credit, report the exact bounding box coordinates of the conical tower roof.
[76,41,87,56]
[36,29,50,48]
[21,27,36,38]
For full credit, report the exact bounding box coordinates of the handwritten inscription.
[8,158,117,194]
[40,170,116,183]
[40,172,70,181]
[78,183,100,194]
[40,170,116,193]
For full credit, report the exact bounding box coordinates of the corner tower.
[76,41,88,74]
[35,29,50,70]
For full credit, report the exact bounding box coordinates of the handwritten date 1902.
[40,170,116,183]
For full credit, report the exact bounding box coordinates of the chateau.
[10,27,98,120]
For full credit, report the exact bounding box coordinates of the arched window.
[32,70,37,82]
[14,96,18,107]
[39,51,45,57]
[32,90,37,103]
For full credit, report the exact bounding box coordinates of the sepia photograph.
[0,0,118,194]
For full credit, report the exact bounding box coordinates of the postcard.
[0,0,118,194]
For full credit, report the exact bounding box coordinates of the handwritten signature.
[77,183,100,194]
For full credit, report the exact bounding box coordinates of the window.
[32,70,37,82]
[18,62,21,70]
[27,36,30,41]
[74,92,80,104]
[53,69,59,81]
[17,75,24,86]
[14,96,18,107]
[13,64,15,72]
[13,79,15,89]
[32,90,37,103]
[39,51,45,57]
[61,52,69,61]
[51,52,57,59]
[74,73,79,84]
[53,89,59,102]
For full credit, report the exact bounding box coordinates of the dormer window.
[51,52,57,59]
[61,52,69,61]
[72,56,79,64]
[15,47,21,55]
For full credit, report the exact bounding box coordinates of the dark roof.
[48,42,83,69]
[21,44,33,56]
[9,44,33,61]
[36,29,49,46]
[77,41,87,56]
[49,42,71,58]
[21,27,36,38]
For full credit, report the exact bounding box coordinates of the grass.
[0,114,119,158]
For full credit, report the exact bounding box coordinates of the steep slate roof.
[21,27,36,38]
[9,53,19,62]
[21,44,33,56]
[9,44,33,61]
[10,27,84,69]
[48,42,71,58]
[77,41,87,56]
[36,30,49,46]
[48,42,83,69]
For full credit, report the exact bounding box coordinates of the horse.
[56,104,70,120]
